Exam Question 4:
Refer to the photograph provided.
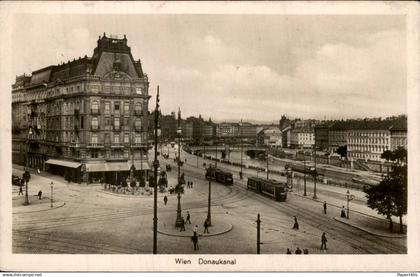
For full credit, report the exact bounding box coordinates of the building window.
[91,117,98,130]
[114,102,120,112]
[135,103,142,114]
[114,134,120,144]
[124,102,129,114]
[91,134,98,144]
[105,117,111,128]
[91,149,98,158]
[80,116,84,129]
[91,101,99,114]
[135,119,141,130]
[114,117,120,130]
[105,133,111,144]
[104,102,110,114]
[124,133,129,143]
[135,134,141,143]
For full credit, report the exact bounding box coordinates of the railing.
[91,125,99,131]
[87,143,104,148]
[91,109,100,115]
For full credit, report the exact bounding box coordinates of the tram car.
[205,167,233,185]
[247,177,287,202]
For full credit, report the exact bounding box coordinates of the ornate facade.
[12,33,150,183]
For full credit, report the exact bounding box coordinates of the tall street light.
[50,181,54,208]
[303,158,307,196]
[312,145,317,199]
[152,86,160,254]
[24,127,33,205]
[266,151,269,180]
[239,120,243,179]
[175,108,184,228]
[207,180,212,226]
[346,189,355,219]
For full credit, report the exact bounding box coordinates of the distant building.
[314,124,330,151]
[257,127,282,147]
[328,121,352,153]
[390,117,407,151]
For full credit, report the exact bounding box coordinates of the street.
[12,145,406,254]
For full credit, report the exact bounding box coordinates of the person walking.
[38,190,42,200]
[341,206,346,218]
[286,248,292,254]
[323,201,327,214]
[186,211,191,224]
[18,185,23,195]
[191,181,193,188]
[292,216,299,230]
[320,232,328,250]
[191,233,199,250]
[163,195,168,205]
[180,218,186,232]
[203,219,210,233]
[295,247,302,254]
[193,225,198,236]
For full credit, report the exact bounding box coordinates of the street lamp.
[312,146,317,199]
[303,158,307,196]
[24,127,33,205]
[175,108,184,228]
[50,181,54,208]
[152,86,160,254]
[207,180,212,226]
[239,120,243,179]
[346,189,355,219]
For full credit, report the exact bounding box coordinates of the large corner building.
[12,33,151,183]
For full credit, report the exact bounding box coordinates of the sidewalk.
[12,195,65,214]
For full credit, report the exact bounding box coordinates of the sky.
[12,14,406,123]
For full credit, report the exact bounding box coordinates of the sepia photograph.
[0,1,419,272]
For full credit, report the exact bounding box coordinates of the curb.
[97,189,176,199]
[334,217,406,238]
[13,202,66,214]
[157,224,233,238]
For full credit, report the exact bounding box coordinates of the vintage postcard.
[0,1,419,272]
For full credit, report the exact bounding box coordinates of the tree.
[364,148,407,233]
[381,150,393,162]
[336,145,347,159]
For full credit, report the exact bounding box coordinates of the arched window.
[91,117,98,130]
[91,134,98,144]
[91,101,99,114]
[135,103,142,115]
[135,119,141,131]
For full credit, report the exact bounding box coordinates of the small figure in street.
[286,248,292,254]
[180,218,186,232]
[203,219,210,233]
[186,211,191,224]
[323,201,327,215]
[320,232,328,250]
[303,249,309,254]
[163,195,168,205]
[295,247,302,254]
[341,206,346,218]
[292,216,299,230]
[18,186,23,196]
[38,190,42,200]
[191,181,193,188]
[191,233,199,250]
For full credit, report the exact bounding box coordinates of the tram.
[247,176,287,202]
[205,167,233,185]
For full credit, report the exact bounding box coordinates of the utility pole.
[240,120,243,179]
[207,180,212,226]
[152,86,160,254]
[50,181,53,208]
[313,145,317,199]
[215,139,218,168]
[266,151,269,180]
[175,108,183,227]
[257,213,261,254]
[303,158,307,196]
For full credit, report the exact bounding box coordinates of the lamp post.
[207,180,212,226]
[24,127,33,205]
[303,158,307,196]
[215,138,218,168]
[175,108,184,228]
[346,189,355,219]
[312,145,317,199]
[266,151,269,180]
[240,120,243,179]
[152,86,160,254]
[50,181,54,208]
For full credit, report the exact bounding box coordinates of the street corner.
[157,213,233,238]
[334,216,407,238]
[13,195,65,214]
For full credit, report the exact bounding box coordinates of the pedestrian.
[18,185,23,195]
[203,219,209,233]
[38,190,42,200]
[320,232,328,250]
[163,195,168,205]
[295,247,302,254]
[303,249,309,254]
[323,201,327,214]
[292,216,299,230]
[191,233,199,250]
[191,181,193,188]
[341,206,346,218]
[180,218,186,232]
[186,211,191,224]
[286,248,292,254]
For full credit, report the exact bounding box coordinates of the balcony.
[91,109,100,115]
[69,142,82,148]
[113,125,120,131]
[74,108,80,117]
[134,110,142,116]
[91,125,100,131]
[87,143,104,148]
[110,143,124,148]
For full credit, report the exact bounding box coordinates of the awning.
[128,160,151,171]
[46,159,81,168]
[85,162,130,172]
